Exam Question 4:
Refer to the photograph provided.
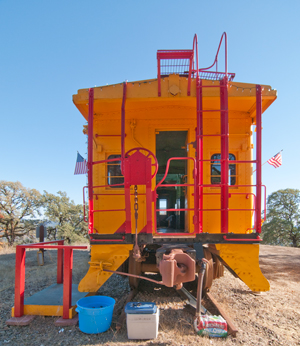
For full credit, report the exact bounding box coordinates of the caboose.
[73,33,276,294]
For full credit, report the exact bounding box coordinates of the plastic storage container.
[76,296,115,334]
[125,302,159,339]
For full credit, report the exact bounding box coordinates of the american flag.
[267,152,282,168]
[74,152,88,175]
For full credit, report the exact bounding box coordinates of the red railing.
[194,33,263,234]
[14,240,87,319]
[85,33,265,240]
[154,157,198,235]
[157,49,194,96]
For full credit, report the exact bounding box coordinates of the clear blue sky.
[1,0,299,205]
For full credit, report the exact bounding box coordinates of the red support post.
[187,55,193,96]
[146,158,153,233]
[220,77,229,233]
[124,158,132,233]
[157,57,161,97]
[121,81,127,174]
[63,247,73,319]
[256,85,262,233]
[57,240,64,284]
[14,246,26,317]
[195,78,203,233]
[88,88,94,234]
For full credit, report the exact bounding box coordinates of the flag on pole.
[74,152,88,174]
[267,152,282,168]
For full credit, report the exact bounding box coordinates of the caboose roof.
[73,75,277,124]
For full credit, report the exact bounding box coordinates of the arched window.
[211,153,236,186]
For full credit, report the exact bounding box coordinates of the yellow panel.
[216,244,270,291]
[78,244,133,292]
[12,306,76,318]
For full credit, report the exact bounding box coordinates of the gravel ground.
[0,245,299,346]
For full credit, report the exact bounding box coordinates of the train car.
[73,33,276,294]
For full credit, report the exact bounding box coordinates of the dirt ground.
[0,244,299,346]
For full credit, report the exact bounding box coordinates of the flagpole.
[252,149,283,173]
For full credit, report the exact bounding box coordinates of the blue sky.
[1,0,299,205]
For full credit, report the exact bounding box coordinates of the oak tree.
[42,191,88,242]
[0,181,42,245]
[262,189,300,247]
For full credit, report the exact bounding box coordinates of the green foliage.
[42,191,88,243]
[0,181,42,245]
[262,189,300,247]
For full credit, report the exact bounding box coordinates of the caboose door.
[155,130,188,233]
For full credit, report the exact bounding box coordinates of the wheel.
[125,147,158,179]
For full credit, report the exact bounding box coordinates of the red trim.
[57,240,64,284]
[256,85,262,233]
[88,88,94,234]
[124,158,132,234]
[157,57,161,97]
[121,81,127,173]
[114,222,126,233]
[95,134,125,137]
[14,246,25,317]
[146,158,153,233]
[220,77,229,233]
[63,248,73,319]
[223,236,262,242]
[83,186,87,222]
[91,237,125,242]
[195,78,203,233]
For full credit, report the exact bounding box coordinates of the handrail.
[14,240,88,320]
[196,32,228,77]
[193,34,199,79]
[156,157,196,188]
[155,157,197,235]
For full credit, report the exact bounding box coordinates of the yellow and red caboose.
[73,33,276,294]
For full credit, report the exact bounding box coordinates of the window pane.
[107,155,124,188]
[159,199,167,215]
[210,153,236,186]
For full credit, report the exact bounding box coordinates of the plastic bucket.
[76,296,115,334]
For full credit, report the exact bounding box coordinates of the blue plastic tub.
[76,296,115,334]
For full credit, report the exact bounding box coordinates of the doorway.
[155,131,188,232]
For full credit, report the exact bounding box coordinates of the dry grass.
[0,245,299,346]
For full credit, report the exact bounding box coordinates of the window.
[211,153,236,185]
[107,155,124,187]
[159,199,167,215]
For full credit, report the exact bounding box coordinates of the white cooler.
[125,302,159,339]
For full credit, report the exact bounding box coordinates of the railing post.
[57,240,64,284]
[14,246,26,317]
[88,88,94,234]
[195,78,203,233]
[157,56,161,97]
[146,159,153,233]
[63,247,73,319]
[121,81,127,174]
[220,77,229,233]
[256,85,262,233]
[124,158,132,233]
